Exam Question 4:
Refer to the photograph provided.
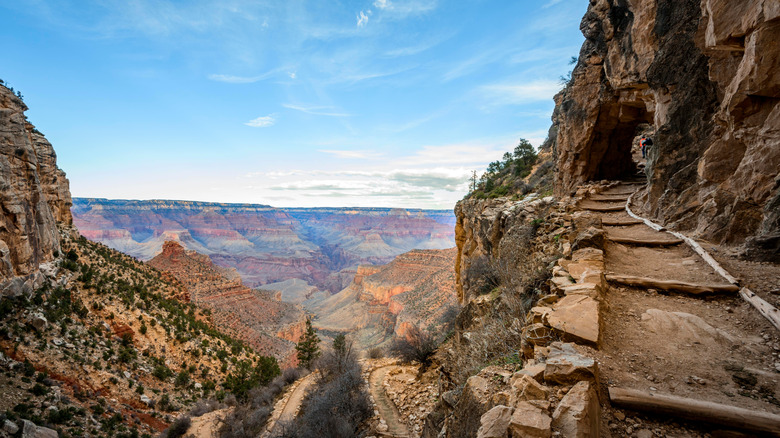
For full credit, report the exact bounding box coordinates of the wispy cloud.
[283,103,351,117]
[543,0,564,9]
[374,0,391,9]
[357,10,371,28]
[318,150,384,159]
[374,0,438,17]
[245,114,275,127]
[477,80,561,106]
[208,68,282,84]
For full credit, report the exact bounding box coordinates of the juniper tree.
[296,318,320,370]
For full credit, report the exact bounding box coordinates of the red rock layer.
[149,241,306,362]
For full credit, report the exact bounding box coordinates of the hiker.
[640,135,653,158]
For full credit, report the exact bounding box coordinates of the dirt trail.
[187,408,230,438]
[263,373,316,438]
[369,365,411,438]
[580,180,780,435]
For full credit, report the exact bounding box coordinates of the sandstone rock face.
[454,194,557,303]
[0,85,72,297]
[477,405,513,438]
[508,401,552,438]
[551,381,600,438]
[149,241,306,364]
[72,198,455,291]
[552,0,780,260]
[543,342,598,385]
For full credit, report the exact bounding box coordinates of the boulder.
[3,420,19,435]
[508,401,552,438]
[509,374,550,406]
[546,295,601,347]
[21,420,58,438]
[515,363,545,383]
[552,381,600,438]
[477,405,514,438]
[572,227,606,251]
[543,342,598,385]
[29,312,48,331]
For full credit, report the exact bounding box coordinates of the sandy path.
[186,408,229,438]
[369,365,410,438]
[263,373,316,437]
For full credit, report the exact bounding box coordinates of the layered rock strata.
[306,248,458,349]
[551,0,780,259]
[0,84,72,297]
[72,198,455,291]
[149,241,306,364]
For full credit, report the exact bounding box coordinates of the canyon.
[306,247,458,349]
[148,241,307,366]
[71,198,455,293]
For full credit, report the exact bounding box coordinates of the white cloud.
[283,103,350,117]
[356,10,371,28]
[318,150,384,159]
[288,72,297,79]
[207,68,282,83]
[478,80,562,106]
[374,0,391,9]
[244,115,275,127]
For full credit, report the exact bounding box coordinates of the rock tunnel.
[588,98,654,181]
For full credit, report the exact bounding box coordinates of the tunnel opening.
[588,100,654,181]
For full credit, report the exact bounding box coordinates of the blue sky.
[1,0,585,209]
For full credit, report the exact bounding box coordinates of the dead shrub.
[367,347,384,359]
[389,327,438,370]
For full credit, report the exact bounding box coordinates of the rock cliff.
[550,0,779,259]
[0,84,72,297]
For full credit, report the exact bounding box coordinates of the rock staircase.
[524,179,780,436]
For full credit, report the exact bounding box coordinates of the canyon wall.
[306,248,458,349]
[148,241,306,365]
[0,84,72,297]
[552,0,779,259]
[72,198,455,291]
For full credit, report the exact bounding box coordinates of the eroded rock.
[544,342,598,385]
[552,381,600,438]
[477,405,513,438]
[508,401,551,438]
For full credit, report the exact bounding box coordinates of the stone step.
[608,236,683,246]
[582,204,625,212]
[602,219,643,226]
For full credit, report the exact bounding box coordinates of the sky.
[1,0,586,209]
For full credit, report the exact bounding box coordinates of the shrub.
[174,370,190,387]
[389,328,437,371]
[152,364,173,380]
[162,416,191,438]
[293,367,372,437]
[367,347,384,359]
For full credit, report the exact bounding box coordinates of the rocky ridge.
[551,0,779,259]
[148,241,307,366]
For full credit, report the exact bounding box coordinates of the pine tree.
[296,318,321,369]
